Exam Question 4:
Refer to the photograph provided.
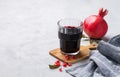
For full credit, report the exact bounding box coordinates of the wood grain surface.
[49,44,97,64]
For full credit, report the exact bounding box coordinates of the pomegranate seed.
[72,56,77,59]
[67,63,72,67]
[63,62,67,67]
[59,67,62,72]
[65,55,70,60]
[64,26,75,28]
[54,60,61,66]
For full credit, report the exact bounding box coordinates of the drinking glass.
[57,18,83,55]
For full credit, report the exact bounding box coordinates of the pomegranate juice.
[58,26,82,53]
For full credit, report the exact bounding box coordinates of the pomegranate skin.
[83,15,108,39]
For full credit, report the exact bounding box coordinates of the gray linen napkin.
[66,37,120,77]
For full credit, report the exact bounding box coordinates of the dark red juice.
[58,26,82,53]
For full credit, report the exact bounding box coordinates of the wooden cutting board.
[49,44,97,64]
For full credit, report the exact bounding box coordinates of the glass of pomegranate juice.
[57,19,83,55]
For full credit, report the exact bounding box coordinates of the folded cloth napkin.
[66,35,120,77]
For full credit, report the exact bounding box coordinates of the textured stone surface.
[0,0,120,77]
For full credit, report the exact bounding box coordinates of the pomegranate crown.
[98,8,108,18]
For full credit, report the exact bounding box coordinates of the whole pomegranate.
[83,8,108,39]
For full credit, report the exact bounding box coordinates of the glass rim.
[57,18,83,28]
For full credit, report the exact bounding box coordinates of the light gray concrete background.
[0,0,120,77]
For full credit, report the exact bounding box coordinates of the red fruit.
[59,67,62,72]
[54,60,61,66]
[72,56,77,59]
[67,63,72,67]
[65,55,70,60]
[63,62,67,67]
[83,8,108,39]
